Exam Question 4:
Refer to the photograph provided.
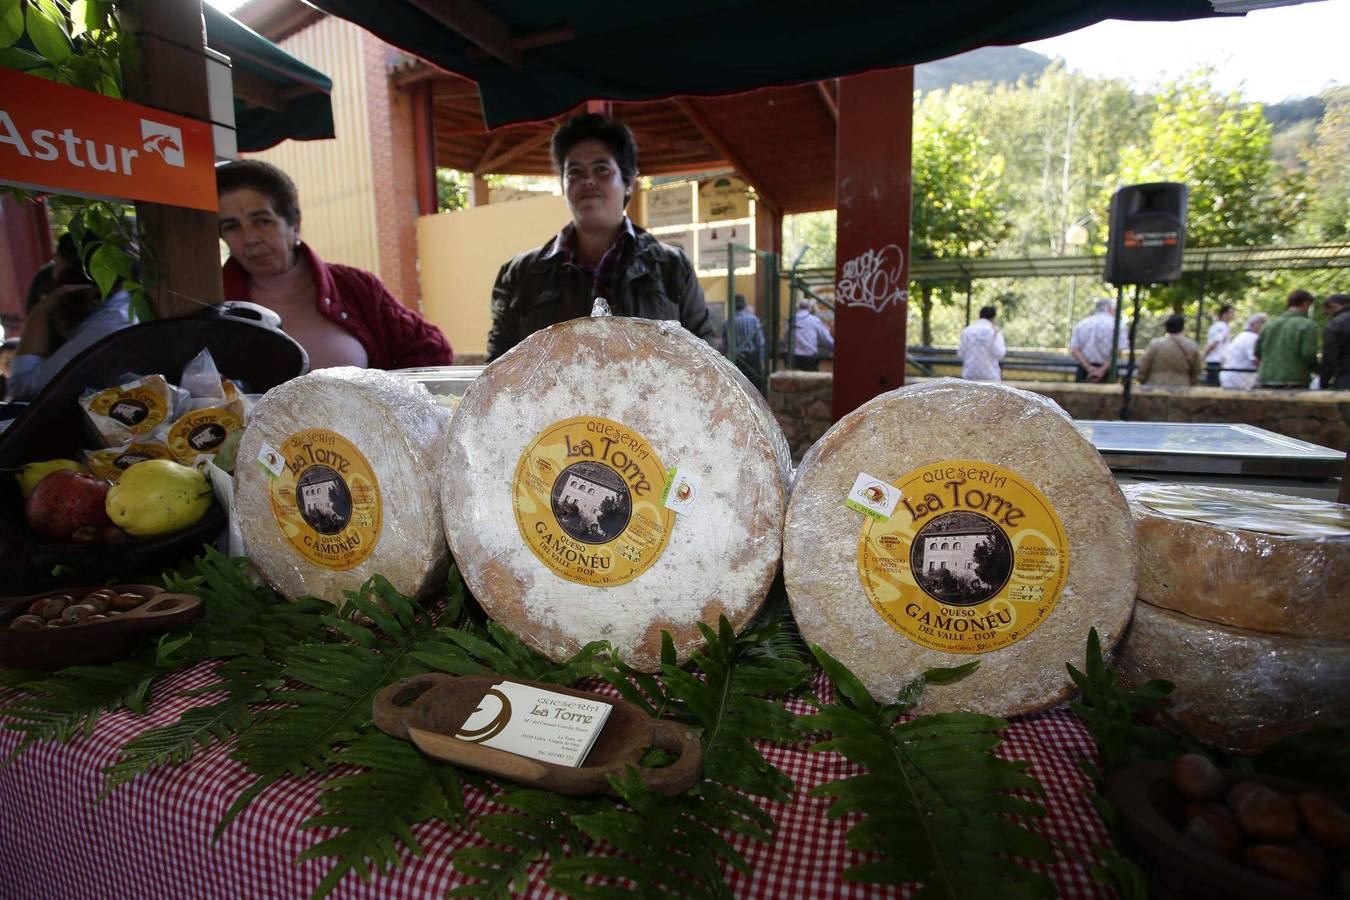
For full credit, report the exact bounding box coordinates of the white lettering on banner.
[837,243,908,312]
[0,110,182,176]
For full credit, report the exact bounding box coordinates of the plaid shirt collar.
[543,217,638,300]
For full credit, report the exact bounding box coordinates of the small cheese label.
[168,406,243,465]
[256,442,285,478]
[661,467,701,514]
[455,681,612,768]
[846,472,902,521]
[266,429,382,571]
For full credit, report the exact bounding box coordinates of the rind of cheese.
[235,367,452,604]
[1116,600,1350,752]
[784,378,1137,717]
[441,316,791,672]
[1124,483,1350,640]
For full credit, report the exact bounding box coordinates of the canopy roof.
[310,0,1229,128]
[203,5,334,152]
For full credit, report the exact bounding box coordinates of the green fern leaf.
[805,643,1055,899]
[448,791,602,899]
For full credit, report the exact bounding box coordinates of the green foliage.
[449,791,603,899]
[2,0,126,96]
[1300,87,1350,241]
[1250,726,1350,786]
[804,645,1054,899]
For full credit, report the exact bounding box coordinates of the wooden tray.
[0,584,203,670]
[373,673,703,797]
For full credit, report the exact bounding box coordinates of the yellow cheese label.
[856,460,1069,655]
[267,428,381,571]
[167,407,243,464]
[86,378,171,435]
[87,442,175,482]
[513,416,674,587]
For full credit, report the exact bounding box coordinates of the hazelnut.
[110,593,146,612]
[83,596,108,615]
[1299,793,1350,851]
[1234,784,1301,843]
[31,596,71,620]
[85,589,115,602]
[60,603,98,625]
[9,615,46,631]
[1184,811,1242,860]
[79,614,108,625]
[1226,780,1265,812]
[101,525,130,543]
[71,525,102,543]
[1244,844,1325,886]
[1172,753,1226,802]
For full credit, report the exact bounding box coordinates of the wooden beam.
[405,0,523,68]
[474,132,507,172]
[673,98,783,216]
[477,128,553,174]
[815,80,838,123]
[471,175,490,207]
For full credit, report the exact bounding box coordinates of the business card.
[454,681,612,768]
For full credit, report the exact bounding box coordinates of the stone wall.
[769,372,1350,460]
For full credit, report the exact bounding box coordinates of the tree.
[972,537,1009,591]
[1109,72,1305,316]
[1301,87,1350,241]
[909,101,1012,345]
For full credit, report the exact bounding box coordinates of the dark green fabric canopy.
[203,5,334,152]
[307,0,1231,127]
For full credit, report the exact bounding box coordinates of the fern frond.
[297,731,467,899]
[449,790,603,899]
[805,643,1054,899]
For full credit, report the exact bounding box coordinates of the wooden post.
[119,0,222,318]
[756,202,782,368]
[831,68,913,421]
[471,175,491,207]
[412,82,438,216]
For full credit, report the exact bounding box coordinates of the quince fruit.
[16,459,89,497]
[106,459,214,537]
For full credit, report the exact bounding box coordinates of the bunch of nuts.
[1172,753,1350,894]
[8,588,149,631]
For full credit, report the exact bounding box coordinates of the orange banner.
[0,68,217,211]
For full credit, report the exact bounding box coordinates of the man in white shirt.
[957,305,1006,382]
[789,299,834,371]
[1219,312,1269,390]
[1069,298,1125,383]
[1203,305,1235,385]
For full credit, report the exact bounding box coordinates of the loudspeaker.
[1104,182,1188,285]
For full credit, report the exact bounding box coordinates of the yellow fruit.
[16,459,89,497]
[105,459,214,537]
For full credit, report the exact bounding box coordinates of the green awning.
[204,6,334,152]
[306,0,1233,128]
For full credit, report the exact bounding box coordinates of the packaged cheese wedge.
[441,315,791,671]
[1124,483,1350,639]
[784,378,1136,717]
[81,374,189,446]
[234,367,453,604]
[1117,600,1350,752]
[85,431,175,482]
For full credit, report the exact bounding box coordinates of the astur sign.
[0,68,217,211]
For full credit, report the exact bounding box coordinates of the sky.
[208,0,1347,103]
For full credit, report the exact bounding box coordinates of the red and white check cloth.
[0,665,1110,899]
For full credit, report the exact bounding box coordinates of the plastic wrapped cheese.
[784,378,1137,717]
[1117,599,1350,752]
[234,367,453,604]
[441,314,791,671]
[1124,483,1350,640]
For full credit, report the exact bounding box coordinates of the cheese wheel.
[784,378,1137,717]
[441,316,791,671]
[1124,483,1350,640]
[235,367,452,603]
[1117,600,1350,752]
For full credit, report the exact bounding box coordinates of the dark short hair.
[215,159,301,227]
[1217,304,1233,316]
[1164,314,1186,334]
[734,293,747,311]
[979,305,997,320]
[1327,293,1350,309]
[1288,289,1314,307]
[551,114,638,191]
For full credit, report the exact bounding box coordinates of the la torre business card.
[455,681,612,767]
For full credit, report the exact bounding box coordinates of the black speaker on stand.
[1104,182,1188,420]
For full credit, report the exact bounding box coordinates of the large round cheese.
[441,316,791,672]
[1124,483,1350,639]
[235,367,452,603]
[1117,600,1350,752]
[784,379,1136,717]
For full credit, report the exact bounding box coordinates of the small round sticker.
[514,416,673,587]
[857,460,1069,655]
[267,428,382,571]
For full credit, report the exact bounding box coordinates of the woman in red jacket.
[216,160,452,370]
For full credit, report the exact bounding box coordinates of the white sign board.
[697,223,749,271]
[647,183,694,228]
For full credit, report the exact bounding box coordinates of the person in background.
[1256,289,1319,389]
[789,299,833,372]
[1219,312,1269,390]
[486,114,715,360]
[957,305,1006,382]
[1069,298,1124,383]
[217,159,452,371]
[1137,313,1202,387]
[1321,293,1350,390]
[1203,304,1235,385]
[7,234,132,401]
[722,293,765,392]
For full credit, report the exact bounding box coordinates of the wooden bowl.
[1106,762,1346,900]
[373,673,703,797]
[0,584,203,670]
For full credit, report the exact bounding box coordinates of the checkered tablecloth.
[0,664,1110,899]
